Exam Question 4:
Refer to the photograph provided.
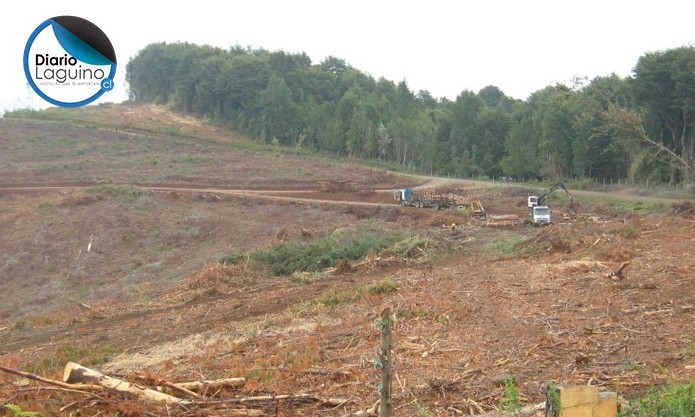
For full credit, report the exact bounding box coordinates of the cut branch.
[161,381,204,399]
[0,364,103,392]
[174,377,246,391]
[219,393,350,406]
[604,104,693,179]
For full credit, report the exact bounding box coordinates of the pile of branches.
[0,362,350,416]
[672,201,695,218]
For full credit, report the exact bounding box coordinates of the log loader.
[527,182,573,225]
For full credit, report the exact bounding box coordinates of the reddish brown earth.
[0,105,693,416]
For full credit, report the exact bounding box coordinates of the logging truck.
[393,188,485,217]
[393,188,444,208]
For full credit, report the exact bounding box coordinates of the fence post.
[378,307,393,417]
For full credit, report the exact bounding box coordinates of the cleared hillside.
[0,104,693,417]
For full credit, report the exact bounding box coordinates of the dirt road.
[1,175,689,207]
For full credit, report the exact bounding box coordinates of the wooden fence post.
[378,307,393,417]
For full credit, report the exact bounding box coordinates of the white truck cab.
[531,205,551,225]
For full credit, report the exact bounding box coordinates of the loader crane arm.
[537,182,573,209]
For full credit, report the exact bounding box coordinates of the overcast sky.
[2,0,693,112]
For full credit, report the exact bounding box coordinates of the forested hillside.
[126,43,695,184]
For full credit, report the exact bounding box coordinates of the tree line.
[126,42,695,184]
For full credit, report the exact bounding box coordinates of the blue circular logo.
[23,16,117,108]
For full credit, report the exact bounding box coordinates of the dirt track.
[1,175,685,208]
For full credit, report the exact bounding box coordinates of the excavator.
[527,182,573,225]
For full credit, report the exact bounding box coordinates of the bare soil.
[0,105,693,416]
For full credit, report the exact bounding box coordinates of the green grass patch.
[319,290,363,308]
[86,184,145,203]
[319,277,398,308]
[619,382,694,417]
[678,342,695,357]
[367,277,398,295]
[169,155,208,164]
[395,306,436,320]
[483,231,527,257]
[581,194,672,214]
[3,403,41,417]
[498,375,521,413]
[222,228,453,276]
[252,228,399,275]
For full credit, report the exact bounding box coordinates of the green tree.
[502,112,540,179]
[448,90,483,176]
[529,85,576,179]
[630,45,695,182]
[571,74,631,179]
[258,75,297,143]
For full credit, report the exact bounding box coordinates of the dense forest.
[126,43,695,184]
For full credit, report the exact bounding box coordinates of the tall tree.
[630,46,695,182]
[448,91,483,176]
[258,75,297,143]
[502,112,540,180]
[571,74,631,179]
[530,85,576,179]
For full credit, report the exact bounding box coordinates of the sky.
[1,0,694,112]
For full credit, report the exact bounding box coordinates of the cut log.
[63,362,189,404]
[545,385,617,417]
[174,377,246,391]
